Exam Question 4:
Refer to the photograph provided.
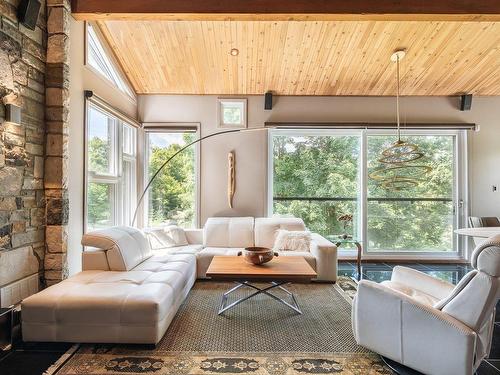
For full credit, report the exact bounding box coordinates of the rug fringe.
[43,344,80,375]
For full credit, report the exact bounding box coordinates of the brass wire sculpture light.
[369,50,432,191]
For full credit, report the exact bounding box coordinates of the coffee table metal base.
[218,281,302,315]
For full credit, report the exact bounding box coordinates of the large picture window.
[269,129,467,257]
[144,127,198,228]
[85,103,137,231]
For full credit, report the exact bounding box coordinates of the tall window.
[86,23,134,98]
[272,131,361,239]
[270,129,466,256]
[86,103,137,231]
[144,128,198,228]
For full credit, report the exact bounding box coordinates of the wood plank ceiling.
[98,20,500,95]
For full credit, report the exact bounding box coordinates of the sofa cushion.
[82,226,152,271]
[22,254,196,327]
[255,217,306,249]
[203,217,254,248]
[154,244,204,256]
[196,247,244,278]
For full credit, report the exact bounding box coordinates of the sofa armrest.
[185,229,203,244]
[391,265,455,300]
[309,233,337,282]
[353,280,476,375]
[82,248,110,271]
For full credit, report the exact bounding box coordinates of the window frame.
[84,101,138,233]
[216,98,247,129]
[141,124,201,229]
[268,128,469,259]
[84,22,136,101]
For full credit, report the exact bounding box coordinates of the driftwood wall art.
[228,151,235,208]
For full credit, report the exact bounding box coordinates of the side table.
[328,235,362,281]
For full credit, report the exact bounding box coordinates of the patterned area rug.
[53,277,391,375]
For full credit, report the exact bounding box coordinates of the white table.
[455,227,500,238]
[455,227,500,246]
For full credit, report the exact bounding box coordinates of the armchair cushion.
[391,265,455,300]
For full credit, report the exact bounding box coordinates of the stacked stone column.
[44,0,70,285]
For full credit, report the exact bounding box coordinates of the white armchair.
[352,235,500,375]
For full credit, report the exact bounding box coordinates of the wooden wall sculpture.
[228,151,235,208]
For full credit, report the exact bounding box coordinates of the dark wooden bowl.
[238,247,279,265]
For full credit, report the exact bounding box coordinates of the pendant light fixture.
[369,50,432,191]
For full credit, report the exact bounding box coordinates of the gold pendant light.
[369,50,432,191]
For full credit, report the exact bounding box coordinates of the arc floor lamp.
[131,127,267,227]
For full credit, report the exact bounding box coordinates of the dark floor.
[0,262,498,375]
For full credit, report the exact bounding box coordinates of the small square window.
[217,98,247,129]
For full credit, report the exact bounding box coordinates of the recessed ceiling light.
[230,48,239,56]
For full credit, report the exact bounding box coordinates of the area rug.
[52,277,392,374]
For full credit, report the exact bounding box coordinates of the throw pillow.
[148,225,189,249]
[273,229,311,252]
[163,225,189,247]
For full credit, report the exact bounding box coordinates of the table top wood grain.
[206,256,317,282]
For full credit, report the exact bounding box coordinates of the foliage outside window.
[145,131,197,228]
[271,130,463,254]
[86,104,137,231]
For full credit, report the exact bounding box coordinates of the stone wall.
[0,0,47,291]
[44,0,70,286]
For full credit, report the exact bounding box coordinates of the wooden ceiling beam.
[71,0,500,21]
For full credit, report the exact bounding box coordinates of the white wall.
[139,95,500,225]
[68,18,138,276]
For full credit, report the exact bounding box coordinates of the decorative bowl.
[238,247,279,265]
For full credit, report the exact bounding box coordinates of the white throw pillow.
[164,225,189,246]
[273,229,311,252]
[149,225,188,249]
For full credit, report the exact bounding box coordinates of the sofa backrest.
[254,217,306,249]
[81,226,152,271]
[203,217,254,248]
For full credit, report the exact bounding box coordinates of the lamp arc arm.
[131,128,244,227]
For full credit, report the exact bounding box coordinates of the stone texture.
[46,196,68,225]
[0,167,23,196]
[46,133,63,156]
[47,34,69,64]
[44,156,65,188]
[11,229,44,248]
[47,6,70,35]
[44,252,65,270]
[0,1,49,289]
[45,225,67,253]
[0,246,39,286]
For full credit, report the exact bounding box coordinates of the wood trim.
[265,122,478,131]
[71,0,500,21]
[72,13,500,22]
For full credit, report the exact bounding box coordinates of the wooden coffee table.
[206,256,317,315]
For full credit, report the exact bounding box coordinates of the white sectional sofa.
[147,217,337,282]
[21,217,336,344]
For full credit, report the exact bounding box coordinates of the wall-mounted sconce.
[5,103,21,124]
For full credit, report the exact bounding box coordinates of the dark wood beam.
[71,0,500,21]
